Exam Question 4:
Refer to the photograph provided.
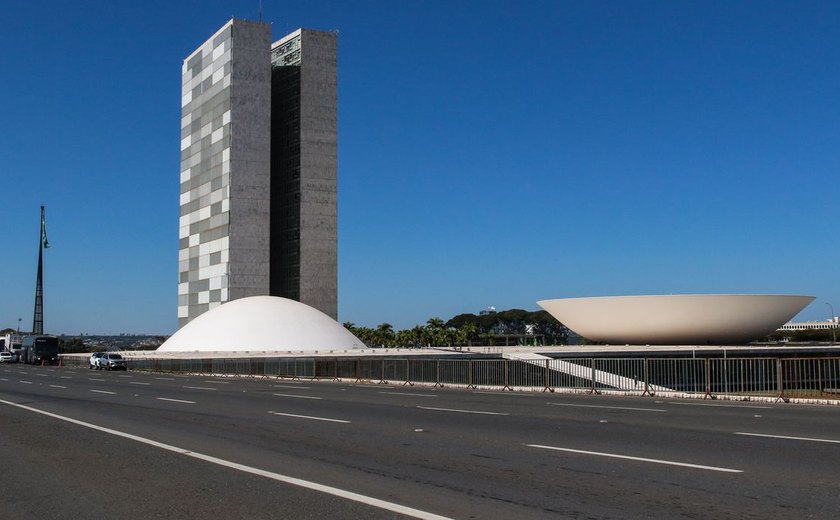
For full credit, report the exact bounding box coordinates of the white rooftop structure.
[778,317,839,331]
[159,296,365,352]
[538,294,814,345]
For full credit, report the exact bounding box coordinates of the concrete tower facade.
[179,20,337,328]
[270,29,338,320]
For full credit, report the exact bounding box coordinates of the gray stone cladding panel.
[297,29,338,319]
[228,20,272,301]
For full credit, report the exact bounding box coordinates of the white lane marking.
[272,393,322,400]
[129,382,151,386]
[668,402,772,410]
[380,392,437,398]
[203,380,230,384]
[36,374,48,377]
[154,377,175,381]
[526,444,743,473]
[90,390,116,395]
[20,381,33,384]
[475,391,535,397]
[417,406,508,416]
[0,398,452,520]
[0,378,7,381]
[60,376,72,379]
[89,378,105,382]
[355,385,395,389]
[183,386,217,391]
[50,385,67,389]
[547,402,666,413]
[118,375,133,378]
[18,371,29,374]
[156,397,196,404]
[735,432,840,444]
[272,385,311,390]
[269,412,350,424]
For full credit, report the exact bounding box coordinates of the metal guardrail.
[58,355,840,401]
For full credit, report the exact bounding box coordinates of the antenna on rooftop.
[259,0,263,22]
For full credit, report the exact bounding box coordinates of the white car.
[0,351,13,363]
[99,353,127,371]
[89,352,105,369]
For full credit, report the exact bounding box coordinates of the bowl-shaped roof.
[537,294,814,345]
[159,296,365,352]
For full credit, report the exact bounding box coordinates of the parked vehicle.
[89,352,105,369]
[20,335,59,365]
[3,333,23,362]
[99,353,127,371]
[0,351,14,363]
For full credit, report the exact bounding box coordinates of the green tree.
[375,323,395,348]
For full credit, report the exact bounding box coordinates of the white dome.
[538,294,814,345]
[159,296,365,352]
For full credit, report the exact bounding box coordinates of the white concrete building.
[778,317,839,331]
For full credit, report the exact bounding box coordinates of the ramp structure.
[503,352,673,392]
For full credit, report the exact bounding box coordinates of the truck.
[3,333,23,362]
[20,335,59,365]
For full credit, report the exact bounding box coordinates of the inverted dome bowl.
[537,294,814,345]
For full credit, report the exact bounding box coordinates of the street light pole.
[827,302,836,345]
[17,318,21,335]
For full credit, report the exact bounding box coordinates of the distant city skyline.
[2,0,839,334]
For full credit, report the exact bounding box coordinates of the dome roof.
[159,296,365,352]
[538,294,814,345]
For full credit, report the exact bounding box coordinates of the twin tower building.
[179,19,337,328]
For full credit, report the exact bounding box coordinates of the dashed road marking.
[526,444,743,473]
[667,402,772,410]
[475,391,535,397]
[417,406,508,416]
[272,393,322,400]
[380,392,437,398]
[735,432,840,444]
[268,411,350,423]
[547,402,666,413]
[157,397,196,404]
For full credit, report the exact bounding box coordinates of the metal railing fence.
[58,355,840,401]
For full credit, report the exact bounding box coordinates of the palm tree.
[395,329,413,348]
[425,318,446,347]
[459,323,478,347]
[426,318,445,329]
[411,325,428,348]
[375,323,395,348]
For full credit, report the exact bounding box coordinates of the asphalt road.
[2,364,840,519]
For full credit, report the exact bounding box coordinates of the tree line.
[343,309,569,348]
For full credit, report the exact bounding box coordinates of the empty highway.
[2,364,840,519]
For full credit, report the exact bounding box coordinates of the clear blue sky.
[2,0,838,335]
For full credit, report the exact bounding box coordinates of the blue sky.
[2,0,838,334]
